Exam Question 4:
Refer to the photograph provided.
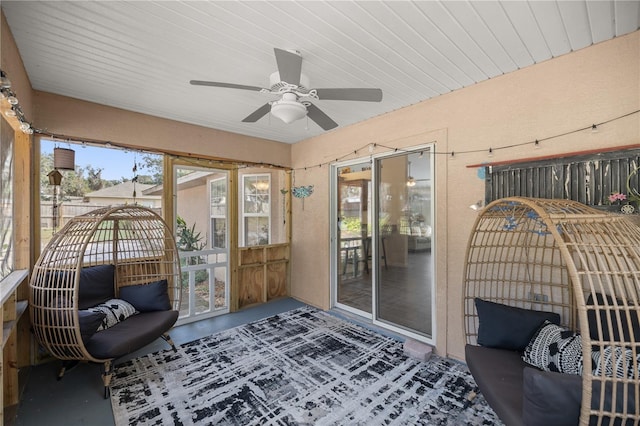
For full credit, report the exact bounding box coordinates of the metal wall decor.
[291,185,314,198]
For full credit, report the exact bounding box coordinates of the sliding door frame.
[371,143,436,345]
[330,157,373,318]
[330,143,436,345]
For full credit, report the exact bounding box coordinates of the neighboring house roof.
[145,171,216,196]
[84,181,160,200]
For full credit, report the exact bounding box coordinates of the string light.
[0,69,36,134]
[0,68,637,174]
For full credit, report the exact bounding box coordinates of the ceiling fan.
[190,48,383,131]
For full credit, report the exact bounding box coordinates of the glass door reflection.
[336,162,372,314]
[375,151,433,337]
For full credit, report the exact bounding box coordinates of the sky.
[41,139,155,181]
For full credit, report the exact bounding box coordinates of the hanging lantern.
[54,147,75,171]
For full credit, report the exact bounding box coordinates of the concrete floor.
[12,298,307,426]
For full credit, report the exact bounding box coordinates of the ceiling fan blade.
[242,103,272,123]
[315,88,383,102]
[274,48,302,86]
[190,80,264,92]
[306,103,338,131]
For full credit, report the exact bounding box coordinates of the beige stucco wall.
[290,31,640,360]
[33,91,292,169]
[1,11,32,119]
[177,183,210,247]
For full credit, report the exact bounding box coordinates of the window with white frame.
[210,177,227,249]
[242,174,270,246]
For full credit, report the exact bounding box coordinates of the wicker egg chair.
[30,205,181,397]
[463,197,639,425]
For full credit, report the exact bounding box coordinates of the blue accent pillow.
[119,279,171,312]
[475,298,561,351]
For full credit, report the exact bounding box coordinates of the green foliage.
[40,153,90,198]
[176,216,209,286]
[39,152,116,199]
[342,217,363,233]
[176,216,206,252]
[85,165,105,191]
[39,149,162,200]
[140,154,163,184]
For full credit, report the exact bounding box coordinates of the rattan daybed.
[30,205,181,397]
[464,197,639,426]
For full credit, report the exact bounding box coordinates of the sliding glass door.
[335,161,372,315]
[332,147,434,340]
[375,151,433,337]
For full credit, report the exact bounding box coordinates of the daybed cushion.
[522,367,582,426]
[78,310,107,343]
[522,321,583,375]
[590,379,637,424]
[119,279,171,312]
[85,310,179,359]
[78,264,116,309]
[465,344,527,426]
[475,298,561,351]
[587,292,640,343]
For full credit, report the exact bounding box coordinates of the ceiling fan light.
[271,99,307,124]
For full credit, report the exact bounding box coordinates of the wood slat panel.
[487,149,640,207]
[238,266,264,307]
[267,263,287,300]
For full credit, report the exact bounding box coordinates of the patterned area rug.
[110,307,500,425]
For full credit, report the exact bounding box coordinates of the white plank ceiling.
[2,1,639,144]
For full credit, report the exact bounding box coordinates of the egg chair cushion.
[522,367,582,426]
[84,310,179,360]
[465,344,528,426]
[119,279,171,312]
[590,378,637,423]
[586,293,640,343]
[78,310,107,343]
[475,298,561,351]
[78,265,116,310]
